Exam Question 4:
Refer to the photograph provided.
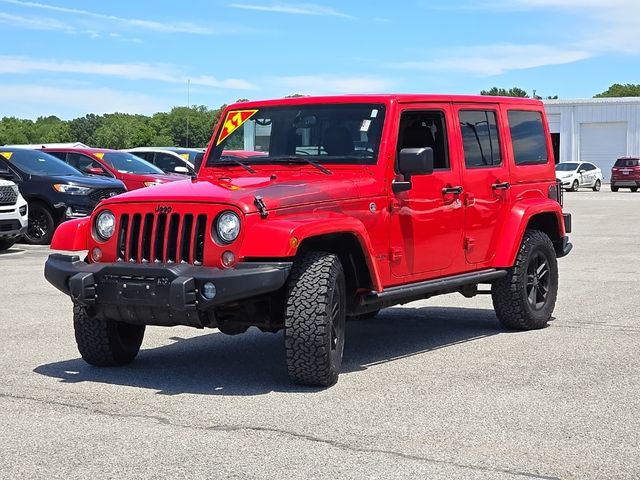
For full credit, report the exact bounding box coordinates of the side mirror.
[578,169,586,174]
[86,166,106,176]
[174,165,190,174]
[393,147,434,193]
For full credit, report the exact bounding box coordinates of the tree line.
[0,104,226,149]
[1,84,638,148]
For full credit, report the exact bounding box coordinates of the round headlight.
[215,211,240,244]
[95,210,116,240]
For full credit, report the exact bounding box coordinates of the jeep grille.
[116,213,207,265]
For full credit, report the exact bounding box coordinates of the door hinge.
[464,237,475,251]
[254,195,268,218]
[389,247,403,262]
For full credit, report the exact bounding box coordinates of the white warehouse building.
[543,97,640,180]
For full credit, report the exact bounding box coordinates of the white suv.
[0,177,28,251]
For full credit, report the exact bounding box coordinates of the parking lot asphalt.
[0,190,639,479]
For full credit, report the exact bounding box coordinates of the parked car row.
[556,157,640,192]
[0,145,213,247]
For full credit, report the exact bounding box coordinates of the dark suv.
[0,148,126,244]
[611,157,640,192]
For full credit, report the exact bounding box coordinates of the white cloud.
[228,2,352,18]
[0,84,166,118]
[0,56,258,90]
[390,44,591,76]
[272,75,394,94]
[0,11,73,32]
[0,0,219,34]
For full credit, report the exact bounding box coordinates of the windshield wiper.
[214,158,256,174]
[266,156,332,175]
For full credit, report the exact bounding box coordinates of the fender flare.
[239,213,383,291]
[492,199,566,267]
[50,217,90,251]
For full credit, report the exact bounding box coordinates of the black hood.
[37,174,125,189]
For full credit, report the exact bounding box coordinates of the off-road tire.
[571,180,579,192]
[0,238,16,252]
[593,180,601,192]
[491,230,558,330]
[611,185,619,192]
[284,251,346,387]
[73,304,145,366]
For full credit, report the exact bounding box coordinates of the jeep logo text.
[155,205,172,214]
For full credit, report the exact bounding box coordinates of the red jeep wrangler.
[45,95,572,387]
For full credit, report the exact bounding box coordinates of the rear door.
[389,104,465,279]
[454,105,511,266]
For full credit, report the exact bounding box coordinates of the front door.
[455,106,511,266]
[389,105,465,280]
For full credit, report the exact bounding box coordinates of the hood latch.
[254,195,268,218]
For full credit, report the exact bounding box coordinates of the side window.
[459,110,502,168]
[47,151,67,161]
[583,163,596,171]
[67,153,101,173]
[154,153,181,173]
[397,110,449,169]
[508,110,548,165]
[133,152,153,162]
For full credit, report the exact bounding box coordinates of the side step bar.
[353,269,507,315]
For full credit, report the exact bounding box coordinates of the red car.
[45,94,571,387]
[610,157,640,192]
[43,148,183,191]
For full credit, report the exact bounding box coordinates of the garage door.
[580,122,627,180]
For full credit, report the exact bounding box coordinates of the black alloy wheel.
[525,252,551,311]
[24,203,55,245]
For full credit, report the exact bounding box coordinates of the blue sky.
[0,0,639,119]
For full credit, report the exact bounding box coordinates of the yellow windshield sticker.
[216,109,259,146]
[94,152,105,159]
[180,153,190,160]
[0,152,13,160]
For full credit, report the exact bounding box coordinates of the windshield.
[206,103,386,167]
[556,162,579,171]
[100,152,164,174]
[0,149,83,176]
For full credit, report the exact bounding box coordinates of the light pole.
[186,79,190,148]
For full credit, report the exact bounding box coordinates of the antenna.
[186,79,190,148]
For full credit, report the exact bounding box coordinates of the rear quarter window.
[508,110,548,166]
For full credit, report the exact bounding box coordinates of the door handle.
[492,182,510,190]
[442,186,463,195]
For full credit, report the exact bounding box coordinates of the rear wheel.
[611,185,619,192]
[491,230,558,330]
[592,179,601,192]
[0,238,17,252]
[284,251,346,387]
[73,304,145,366]
[571,180,579,192]
[24,202,55,245]
[632,187,639,192]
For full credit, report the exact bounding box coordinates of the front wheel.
[24,202,55,245]
[593,179,601,192]
[571,179,579,192]
[284,251,346,387]
[491,230,558,330]
[73,304,145,366]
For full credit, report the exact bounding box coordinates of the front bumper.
[44,254,292,327]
